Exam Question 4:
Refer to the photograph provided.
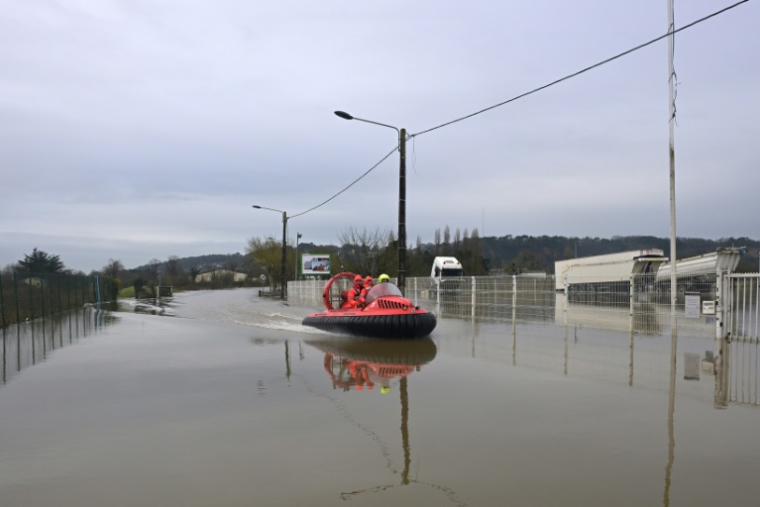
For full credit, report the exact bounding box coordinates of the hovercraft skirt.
[302,312,436,339]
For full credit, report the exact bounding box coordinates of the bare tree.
[189,265,202,283]
[165,256,181,277]
[443,226,451,255]
[337,226,392,276]
[224,258,240,272]
[103,259,124,279]
[147,258,162,283]
[434,228,441,255]
[1,263,18,275]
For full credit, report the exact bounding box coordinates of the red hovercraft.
[302,272,436,339]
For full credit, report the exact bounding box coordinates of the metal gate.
[724,273,760,343]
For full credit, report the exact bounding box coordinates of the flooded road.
[1,289,758,506]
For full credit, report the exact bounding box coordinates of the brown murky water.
[1,289,758,506]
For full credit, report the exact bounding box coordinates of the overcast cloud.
[1,0,757,272]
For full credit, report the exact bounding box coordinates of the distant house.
[22,276,48,287]
[194,269,247,283]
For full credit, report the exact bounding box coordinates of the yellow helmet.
[378,274,390,283]
[380,386,391,394]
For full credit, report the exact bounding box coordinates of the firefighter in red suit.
[341,275,364,308]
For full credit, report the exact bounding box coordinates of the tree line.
[6,233,757,298]
[246,225,488,291]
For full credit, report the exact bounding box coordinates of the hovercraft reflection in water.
[307,337,464,502]
[302,272,436,339]
[307,336,437,392]
[118,297,176,317]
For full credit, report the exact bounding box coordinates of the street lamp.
[334,110,407,295]
[252,205,288,300]
[295,232,302,281]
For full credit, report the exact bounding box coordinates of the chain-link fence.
[0,272,109,327]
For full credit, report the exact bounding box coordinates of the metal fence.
[288,273,760,408]
[0,272,108,328]
[288,273,726,339]
[1,307,117,386]
[725,273,760,344]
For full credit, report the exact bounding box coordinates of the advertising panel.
[302,254,331,276]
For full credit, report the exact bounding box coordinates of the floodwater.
[1,289,758,507]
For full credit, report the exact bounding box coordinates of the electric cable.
[410,0,748,139]
[288,0,748,220]
[289,145,398,219]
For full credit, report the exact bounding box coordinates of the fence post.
[714,270,729,406]
[14,272,20,325]
[29,274,34,321]
[436,278,440,313]
[512,275,517,365]
[512,275,517,325]
[629,274,636,386]
[715,271,726,341]
[95,276,101,311]
[0,274,5,327]
[629,274,635,335]
[40,277,45,318]
[471,276,476,319]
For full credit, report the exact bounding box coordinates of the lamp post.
[252,205,288,300]
[334,111,407,295]
[295,232,302,281]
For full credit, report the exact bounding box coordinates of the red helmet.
[364,276,374,285]
[354,275,363,285]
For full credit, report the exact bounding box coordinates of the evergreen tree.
[18,248,65,273]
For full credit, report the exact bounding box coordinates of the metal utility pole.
[295,232,302,282]
[398,128,407,295]
[281,211,287,300]
[252,205,289,300]
[665,9,679,501]
[334,111,407,295]
[667,0,678,323]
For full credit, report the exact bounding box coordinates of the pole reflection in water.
[1,308,118,388]
[285,341,290,380]
[305,337,465,505]
[1,326,5,384]
[663,331,677,507]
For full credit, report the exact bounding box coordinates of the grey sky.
[1,0,757,272]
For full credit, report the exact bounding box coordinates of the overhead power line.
[410,0,749,139]
[290,0,748,220]
[289,146,398,219]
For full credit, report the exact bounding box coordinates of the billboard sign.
[302,254,331,276]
